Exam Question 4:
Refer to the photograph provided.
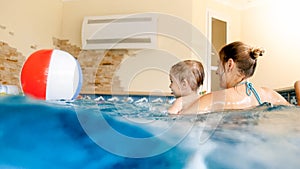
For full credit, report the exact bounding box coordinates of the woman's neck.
[227,76,247,88]
[234,79,248,87]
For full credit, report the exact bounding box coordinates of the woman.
[183,41,290,114]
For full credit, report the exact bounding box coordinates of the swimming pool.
[0,95,299,169]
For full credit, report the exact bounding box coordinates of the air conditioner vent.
[81,14,157,49]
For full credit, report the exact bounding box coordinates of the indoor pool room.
[1,0,300,169]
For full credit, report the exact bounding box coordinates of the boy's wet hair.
[170,60,204,91]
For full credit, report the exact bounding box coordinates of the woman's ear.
[226,58,235,71]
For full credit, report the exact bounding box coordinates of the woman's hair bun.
[250,47,265,59]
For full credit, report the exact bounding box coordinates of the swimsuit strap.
[244,81,263,105]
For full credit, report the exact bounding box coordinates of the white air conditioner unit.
[81,13,157,50]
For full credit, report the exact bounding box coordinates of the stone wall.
[53,38,127,94]
[0,42,26,91]
[0,38,130,94]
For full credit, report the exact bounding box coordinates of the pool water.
[0,95,300,169]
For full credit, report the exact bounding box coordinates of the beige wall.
[61,0,241,56]
[61,0,193,46]
[0,0,242,93]
[241,0,300,89]
[3,0,294,93]
[61,0,197,93]
[61,0,241,93]
[191,0,241,92]
[0,0,63,57]
[191,0,241,41]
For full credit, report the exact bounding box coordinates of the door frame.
[206,9,230,92]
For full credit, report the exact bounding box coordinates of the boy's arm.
[168,97,183,114]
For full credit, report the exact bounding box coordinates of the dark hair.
[219,41,264,78]
[170,60,205,91]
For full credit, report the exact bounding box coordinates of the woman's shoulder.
[259,86,281,96]
[199,92,213,101]
[259,86,291,105]
[197,91,225,111]
[260,86,273,92]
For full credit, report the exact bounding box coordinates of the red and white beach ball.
[20,49,83,100]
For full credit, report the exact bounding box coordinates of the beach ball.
[20,49,83,100]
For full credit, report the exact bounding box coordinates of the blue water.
[0,95,300,169]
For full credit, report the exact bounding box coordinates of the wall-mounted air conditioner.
[81,13,157,50]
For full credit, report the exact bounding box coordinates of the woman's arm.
[179,93,212,114]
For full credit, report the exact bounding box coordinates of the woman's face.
[216,60,227,89]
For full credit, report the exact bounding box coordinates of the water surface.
[0,95,299,169]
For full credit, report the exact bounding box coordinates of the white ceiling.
[214,0,266,10]
[61,0,265,10]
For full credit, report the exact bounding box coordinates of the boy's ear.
[181,79,189,88]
